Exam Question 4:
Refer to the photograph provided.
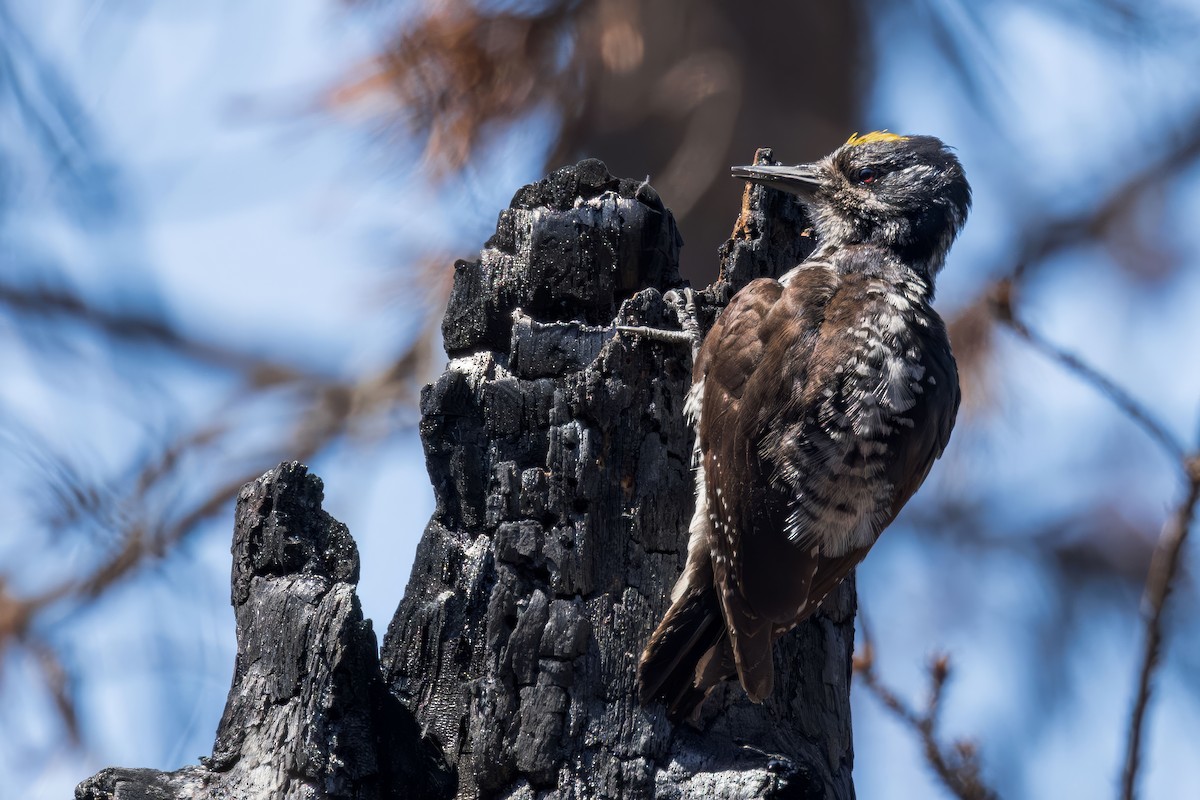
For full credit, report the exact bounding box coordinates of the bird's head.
[732,132,971,276]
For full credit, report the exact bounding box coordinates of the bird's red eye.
[857,167,878,184]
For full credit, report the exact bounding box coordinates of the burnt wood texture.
[76,154,856,800]
[75,462,451,800]
[383,154,856,799]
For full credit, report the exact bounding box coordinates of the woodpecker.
[637,132,970,719]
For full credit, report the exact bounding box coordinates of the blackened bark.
[75,153,855,800]
[381,155,856,799]
[75,463,452,800]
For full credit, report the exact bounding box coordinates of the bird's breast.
[775,278,940,556]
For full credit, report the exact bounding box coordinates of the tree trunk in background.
[554,0,865,281]
[75,156,856,800]
[381,155,856,799]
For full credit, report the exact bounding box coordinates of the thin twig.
[989,278,1200,800]
[991,280,1187,464]
[1120,458,1200,800]
[0,282,325,385]
[855,613,999,800]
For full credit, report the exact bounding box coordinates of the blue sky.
[856,2,1200,797]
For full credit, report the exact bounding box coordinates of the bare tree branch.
[987,278,1200,800]
[990,279,1187,464]
[0,281,325,386]
[855,614,999,800]
[1121,457,1200,800]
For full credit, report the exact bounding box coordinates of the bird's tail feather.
[637,585,727,720]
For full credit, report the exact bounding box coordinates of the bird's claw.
[618,287,702,357]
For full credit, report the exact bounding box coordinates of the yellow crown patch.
[845,131,908,147]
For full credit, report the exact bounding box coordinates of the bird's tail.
[637,584,728,720]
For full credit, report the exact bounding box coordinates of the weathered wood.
[381,155,856,799]
[75,463,452,800]
[75,153,856,800]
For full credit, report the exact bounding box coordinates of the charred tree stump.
[75,463,452,800]
[75,153,855,800]
[381,154,856,798]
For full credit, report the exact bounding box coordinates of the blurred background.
[2,0,1199,797]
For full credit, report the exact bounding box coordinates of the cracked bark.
[75,153,854,800]
[382,153,856,799]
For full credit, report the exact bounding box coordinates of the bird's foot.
[616,287,702,358]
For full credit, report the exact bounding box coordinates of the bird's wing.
[883,312,960,517]
[792,297,960,620]
[698,270,837,698]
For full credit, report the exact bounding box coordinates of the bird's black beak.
[730,163,825,199]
